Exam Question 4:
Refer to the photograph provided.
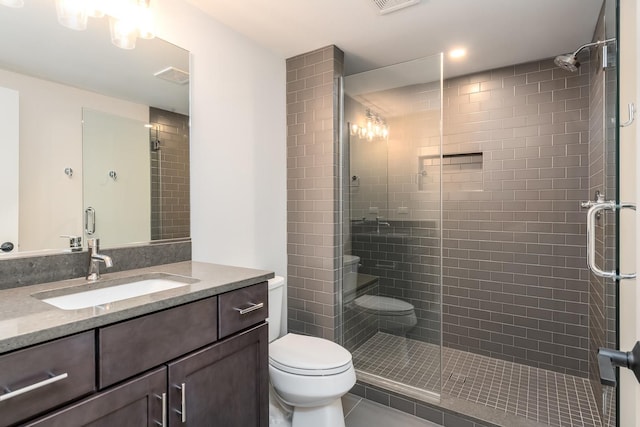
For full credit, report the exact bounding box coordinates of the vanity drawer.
[98,296,218,388]
[218,282,268,339]
[0,331,96,427]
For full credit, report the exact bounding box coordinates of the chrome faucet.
[376,216,391,234]
[86,238,113,281]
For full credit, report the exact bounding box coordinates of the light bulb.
[137,0,155,39]
[55,0,88,30]
[110,16,137,49]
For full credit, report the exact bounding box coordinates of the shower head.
[554,54,579,72]
[553,38,616,72]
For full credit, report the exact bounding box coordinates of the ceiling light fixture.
[449,48,466,59]
[52,0,155,49]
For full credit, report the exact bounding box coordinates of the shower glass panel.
[601,0,618,423]
[341,53,443,401]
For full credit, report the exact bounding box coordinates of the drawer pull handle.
[162,392,167,427]
[234,302,264,315]
[0,372,68,402]
[174,382,187,423]
[154,393,167,427]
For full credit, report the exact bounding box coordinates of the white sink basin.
[34,275,196,310]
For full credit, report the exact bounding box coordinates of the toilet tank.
[343,255,360,302]
[267,276,285,342]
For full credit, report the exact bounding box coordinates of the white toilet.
[268,277,356,427]
[343,255,418,335]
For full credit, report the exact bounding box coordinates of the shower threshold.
[352,332,604,427]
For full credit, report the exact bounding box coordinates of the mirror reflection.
[0,1,190,255]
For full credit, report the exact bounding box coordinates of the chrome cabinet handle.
[0,372,68,402]
[84,207,96,235]
[234,302,264,315]
[586,201,636,280]
[174,382,186,423]
[154,393,167,427]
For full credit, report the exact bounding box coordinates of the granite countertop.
[0,261,274,354]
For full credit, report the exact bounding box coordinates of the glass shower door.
[341,53,443,401]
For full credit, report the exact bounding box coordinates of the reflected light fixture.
[51,0,155,49]
[55,0,88,30]
[350,109,389,141]
[0,0,24,8]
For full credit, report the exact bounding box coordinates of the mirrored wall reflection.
[341,53,443,400]
[82,108,190,249]
[149,107,190,242]
[0,1,189,255]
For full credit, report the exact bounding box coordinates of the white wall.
[0,87,19,252]
[0,68,148,252]
[621,0,640,425]
[82,110,151,247]
[153,0,287,278]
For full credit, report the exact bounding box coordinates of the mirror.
[0,1,190,255]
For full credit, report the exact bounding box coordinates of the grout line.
[353,332,602,427]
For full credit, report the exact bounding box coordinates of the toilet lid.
[269,333,353,376]
[354,295,414,315]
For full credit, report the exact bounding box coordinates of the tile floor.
[343,393,441,427]
[352,332,603,427]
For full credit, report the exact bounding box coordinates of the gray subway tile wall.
[286,46,344,340]
[440,58,591,377]
[149,107,190,241]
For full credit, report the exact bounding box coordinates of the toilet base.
[291,398,345,427]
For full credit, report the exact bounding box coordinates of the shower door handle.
[85,207,96,235]
[586,201,636,280]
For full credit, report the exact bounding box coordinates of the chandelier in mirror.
[0,0,155,49]
[350,109,389,141]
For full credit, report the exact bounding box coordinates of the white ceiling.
[183,0,605,77]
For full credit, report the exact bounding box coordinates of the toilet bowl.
[343,255,418,335]
[353,294,417,335]
[268,277,356,427]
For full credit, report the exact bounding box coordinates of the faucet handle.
[87,238,99,248]
[60,235,82,252]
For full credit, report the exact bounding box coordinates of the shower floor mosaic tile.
[352,333,602,427]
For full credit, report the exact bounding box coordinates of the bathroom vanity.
[0,261,271,426]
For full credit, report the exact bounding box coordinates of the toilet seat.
[269,333,353,376]
[354,295,415,316]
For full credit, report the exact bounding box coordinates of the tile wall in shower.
[149,107,190,240]
[441,59,591,377]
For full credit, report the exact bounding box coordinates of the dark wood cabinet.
[8,281,268,427]
[0,332,95,427]
[168,323,269,427]
[98,296,218,388]
[25,368,166,427]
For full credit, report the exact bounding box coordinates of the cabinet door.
[168,323,268,427]
[25,368,167,427]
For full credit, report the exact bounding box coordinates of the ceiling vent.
[154,67,190,85]
[372,0,420,15]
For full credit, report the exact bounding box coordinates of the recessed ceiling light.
[449,48,466,59]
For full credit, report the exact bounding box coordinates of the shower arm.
[570,38,616,57]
